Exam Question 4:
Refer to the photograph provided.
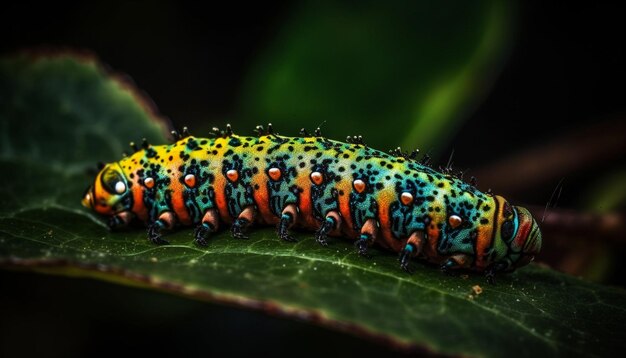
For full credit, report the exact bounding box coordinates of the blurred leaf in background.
[0,51,169,170]
[239,0,511,155]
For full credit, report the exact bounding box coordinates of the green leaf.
[238,0,511,155]
[0,51,169,171]
[1,53,625,358]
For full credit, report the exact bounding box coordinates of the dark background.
[2,1,624,206]
[1,1,624,357]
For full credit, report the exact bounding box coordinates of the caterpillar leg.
[147,211,176,245]
[315,211,342,247]
[108,211,134,230]
[277,204,298,242]
[354,218,378,257]
[399,231,424,273]
[231,206,256,239]
[485,262,508,284]
[440,254,470,275]
[194,209,219,246]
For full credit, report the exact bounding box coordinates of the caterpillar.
[82,124,541,281]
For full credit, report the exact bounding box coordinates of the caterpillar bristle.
[399,148,410,160]
[171,130,181,141]
[141,138,150,149]
[470,176,477,187]
[209,127,220,138]
[254,125,265,137]
[314,127,322,137]
[267,123,274,135]
[226,124,233,136]
[445,150,455,174]
[129,142,138,153]
[182,126,191,137]
[347,135,365,145]
[409,149,419,160]
[420,154,431,166]
[300,128,309,136]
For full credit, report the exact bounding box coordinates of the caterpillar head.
[82,163,132,215]
[491,196,542,271]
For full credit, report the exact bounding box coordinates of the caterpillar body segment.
[82,129,542,278]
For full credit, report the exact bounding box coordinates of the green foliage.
[1,54,625,358]
[0,53,168,171]
[239,0,511,155]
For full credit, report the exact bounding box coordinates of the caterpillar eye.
[115,181,126,194]
[101,167,126,195]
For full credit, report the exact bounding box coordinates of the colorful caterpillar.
[82,125,541,281]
